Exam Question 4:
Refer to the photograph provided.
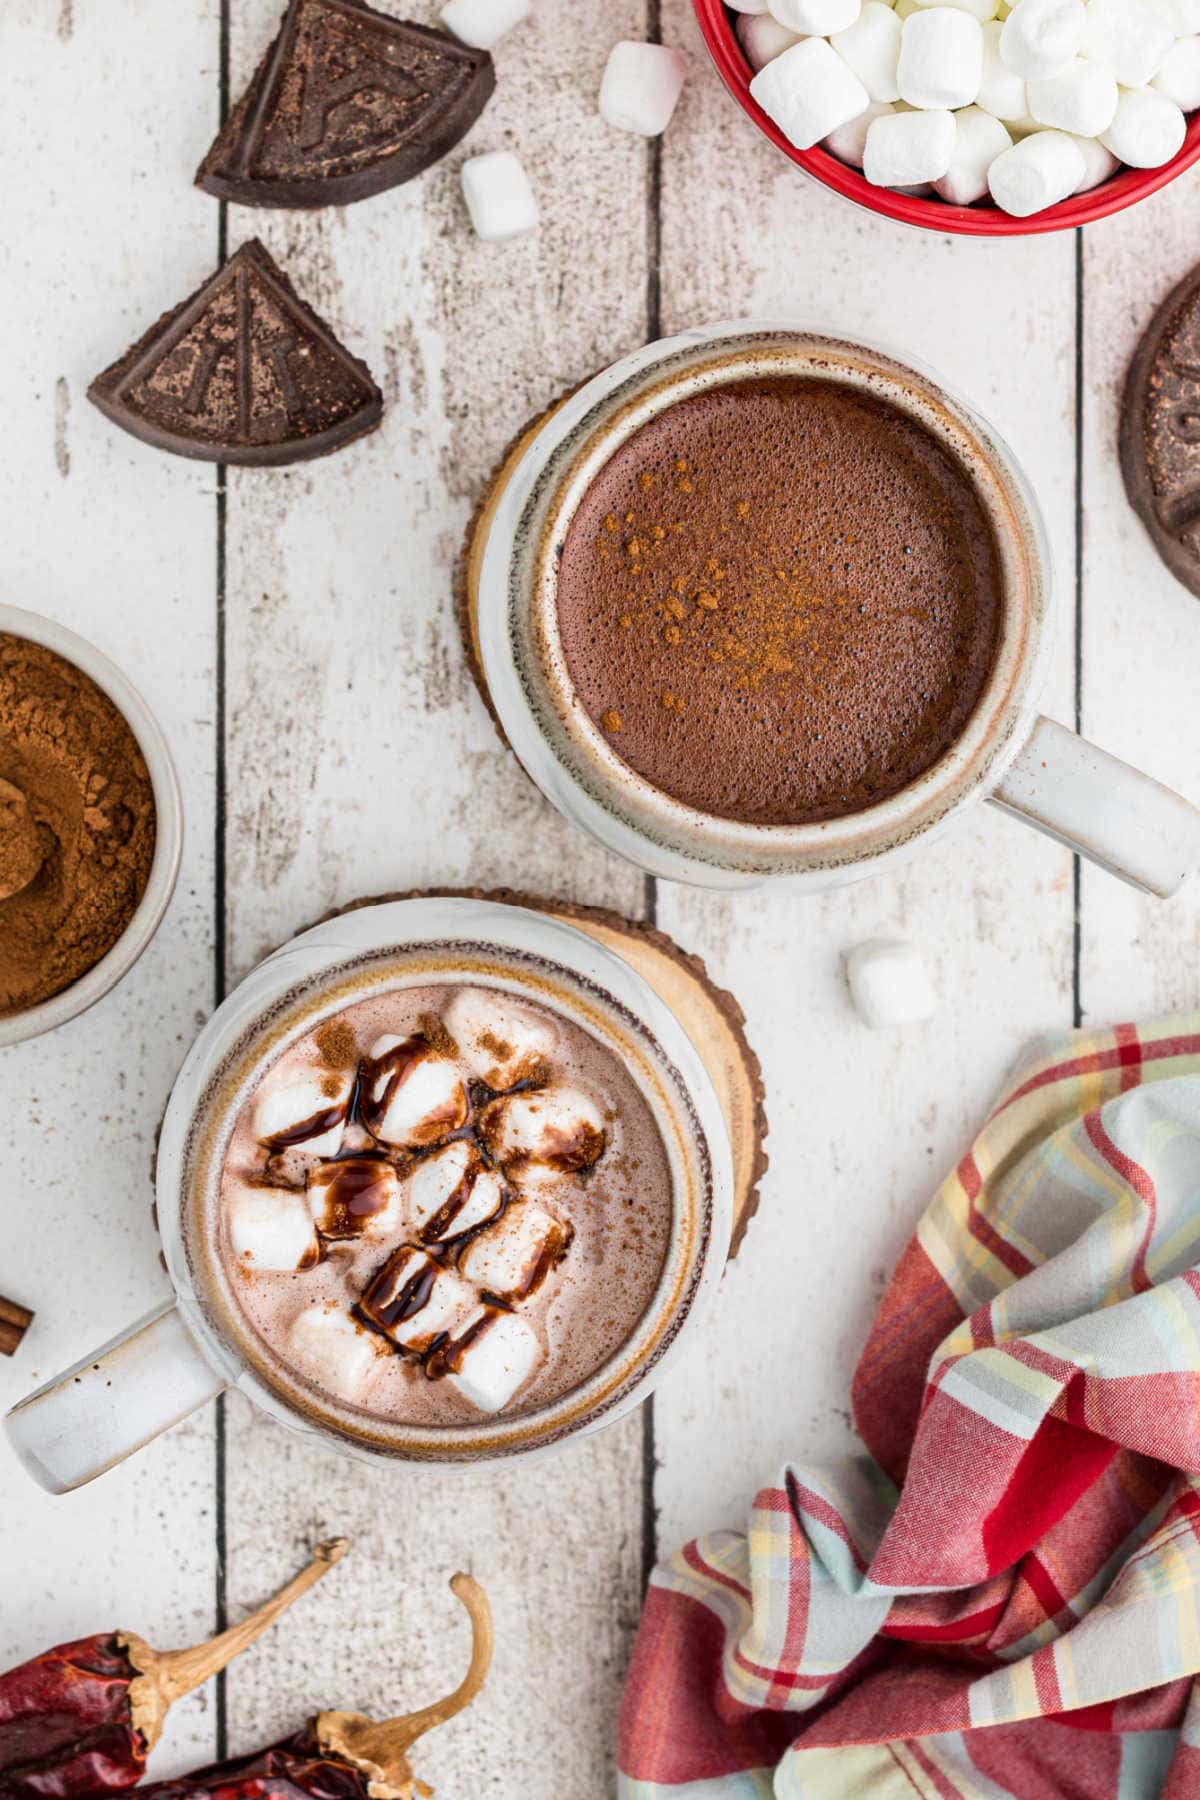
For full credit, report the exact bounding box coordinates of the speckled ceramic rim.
[155,898,733,1470]
[475,321,1052,890]
[0,603,183,1048]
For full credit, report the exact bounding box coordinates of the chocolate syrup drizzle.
[266,1019,595,1388]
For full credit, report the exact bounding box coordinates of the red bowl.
[693,0,1200,235]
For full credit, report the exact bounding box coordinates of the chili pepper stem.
[122,1538,349,1751]
[315,1574,492,1799]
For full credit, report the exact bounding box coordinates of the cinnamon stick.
[0,1293,33,1356]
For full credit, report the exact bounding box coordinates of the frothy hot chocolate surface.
[555,376,1003,826]
[218,982,672,1427]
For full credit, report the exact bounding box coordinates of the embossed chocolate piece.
[1121,263,1200,601]
[196,0,495,208]
[88,239,382,465]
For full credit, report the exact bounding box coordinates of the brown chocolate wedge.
[1121,262,1200,600]
[88,239,382,466]
[196,0,495,209]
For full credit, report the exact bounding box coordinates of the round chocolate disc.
[1121,262,1200,600]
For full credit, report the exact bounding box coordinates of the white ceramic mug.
[469,321,1200,897]
[5,898,732,1493]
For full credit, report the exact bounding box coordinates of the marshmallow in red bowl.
[697,0,1200,232]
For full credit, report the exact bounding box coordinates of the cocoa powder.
[0,633,156,1017]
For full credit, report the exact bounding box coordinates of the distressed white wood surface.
[5,0,1200,1794]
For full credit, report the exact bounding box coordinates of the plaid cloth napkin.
[619,1017,1200,1798]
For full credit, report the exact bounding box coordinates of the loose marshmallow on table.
[1156,36,1200,109]
[934,105,1013,200]
[461,151,539,242]
[479,1085,607,1175]
[728,0,770,11]
[228,1182,320,1272]
[360,1245,477,1353]
[458,1199,573,1300]
[599,41,687,136]
[442,986,555,1091]
[750,37,870,147]
[737,11,800,70]
[825,97,893,164]
[832,1,902,101]
[770,0,862,32]
[845,939,937,1030]
[1101,85,1187,165]
[988,125,1085,211]
[288,1305,380,1400]
[1027,58,1118,136]
[898,10,984,110]
[440,0,528,50]
[406,1140,505,1244]
[864,105,956,183]
[437,1306,540,1413]
[978,19,1028,120]
[1000,0,1086,79]
[306,1157,401,1242]
[253,1064,353,1159]
[363,1035,469,1149]
[1081,0,1173,85]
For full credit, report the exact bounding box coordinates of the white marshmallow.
[737,10,800,70]
[1100,85,1187,166]
[863,104,956,182]
[1154,36,1200,111]
[1081,0,1172,86]
[364,1035,469,1149]
[844,938,938,1029]
[1068,130,1120,188]
[306,1157,401,1242]
[911,0,997,18]
[769,0,862,29]
[460,151,539,242]
[1148,0,1200,32]
[227,1182,320,1272]
[728,0,771,11]
[825,97,894,164]
[832,1,903,100]
[479,1085,607,1174]
[405,1140,505,1243]
[599,41,688,136]
[999,0,1085,79]
[440,0,528,50]
[253,1064,353,1159]
[898,9,984,108]
[458,1200,572,1300]
[933,104,1013,200]
[443,1308,541,1414]
[360,1245,477,1353]
[978,19,1028,117]
[749,38,871,148]
[1027,57,1117,135]
[987,125,1085,212]
[441,987,556,1091]
[288,1305,380,1400]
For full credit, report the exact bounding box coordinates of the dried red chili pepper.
[0,1540,347,1800]
[128,1574,492,1800]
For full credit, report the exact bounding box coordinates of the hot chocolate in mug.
[464,320,1200,897]
[5,898,733,1493]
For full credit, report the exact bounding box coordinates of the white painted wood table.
[5,2,1200,1793]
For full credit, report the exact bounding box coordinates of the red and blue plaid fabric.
[619,1017,1200,1797]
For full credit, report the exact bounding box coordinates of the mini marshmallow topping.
[219,983,662,1428]
[738,0,1199,214]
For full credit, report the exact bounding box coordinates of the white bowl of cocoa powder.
[0,603,182,1046]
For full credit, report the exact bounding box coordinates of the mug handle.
[990,715,1200,899]
[4,1301,226,1494]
